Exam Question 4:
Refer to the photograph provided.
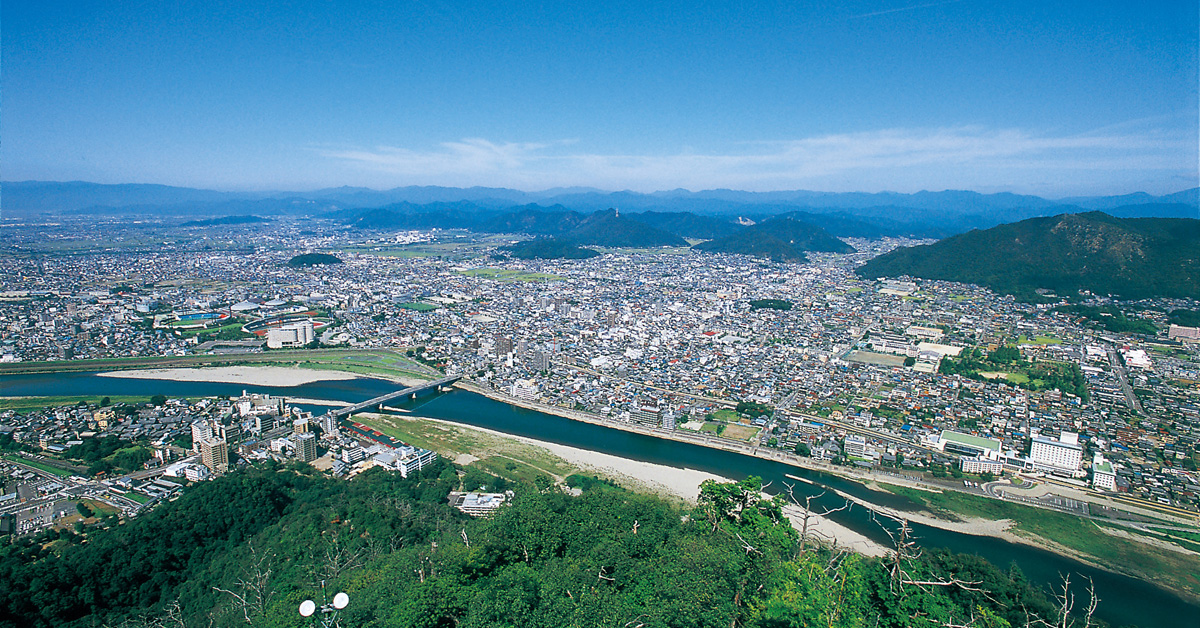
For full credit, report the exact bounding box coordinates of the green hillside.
[0,463,1064,628]
[694,216,853,262]
[502,238,601,260]
[857,212,1200,300]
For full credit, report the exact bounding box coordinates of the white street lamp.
[299,581,348,628]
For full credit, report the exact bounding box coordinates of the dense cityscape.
[3,216,1198,542]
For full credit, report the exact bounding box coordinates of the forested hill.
[0,461,1070,628]
[694,216,854,262]
[857,212,1200,300]
[502,237,601,260]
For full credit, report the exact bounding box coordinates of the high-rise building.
[295,432,318,463]
[200,437,229,473]
[191,421,213,453]
[319,413,339,435]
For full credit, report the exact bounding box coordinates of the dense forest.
[857,212,1200,301]
[694,216,854,262]
[286,253,343,267]
[501,238,602,260]
[0,462,1094,628]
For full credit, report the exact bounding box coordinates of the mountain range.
[856,212,1200,300]
[5,180,1196,239]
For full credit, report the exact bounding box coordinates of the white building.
[266,320,315,349]
[1031,431,1083,473]
[961,457,1004,475]
[844,435,867,458]
[1120,348,1152,369]
[1092,454,1117,491]
[449,491,510,517]
[1169,324,1200,343]
[510,378,539,401]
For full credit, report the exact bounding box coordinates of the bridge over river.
[325,375,461,419]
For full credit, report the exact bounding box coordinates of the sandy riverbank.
[391,413,889,556]
[97,365,366,387]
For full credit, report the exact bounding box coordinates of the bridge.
[327,375,462,419]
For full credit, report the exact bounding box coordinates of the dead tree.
[311,532,366,584]
[212,542,275,625]
[781,480,851,550]
[871,512,994,603]
[1026,574,1099,628]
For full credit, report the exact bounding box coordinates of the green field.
[397,302,438,311]
[459,268,564,282]
[354,415,578,484]
[3,454,75,478]
[707,409,740,422]
[0,395,171,413]
[0,348,438,378]
[881,484,1200,598]
[1017,335,1063,345]
[290,350,440,380]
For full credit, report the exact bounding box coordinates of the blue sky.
[4,1,1197,195]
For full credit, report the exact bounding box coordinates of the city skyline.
[4,1,1197,195]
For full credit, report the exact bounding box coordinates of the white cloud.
[317,125,1195,194]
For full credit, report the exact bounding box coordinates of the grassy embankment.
[881,484,1200,598]
[288,350,438,380]
[354,414,576,486]
[459,268,564,282]
[0,348,436,379]
[348,413,670,501]
[2,454,75,478]
[0,395,178,413]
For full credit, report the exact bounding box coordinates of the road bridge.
[327,375,461,419]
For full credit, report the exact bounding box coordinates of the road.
[1106,346,1143,413]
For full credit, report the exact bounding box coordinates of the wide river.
[1,371,1192,627]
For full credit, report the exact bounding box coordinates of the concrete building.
[295,432,318,463]
[961,457,1004,475]
[396,447,438,477]
[449,491,509,517]
[510,378,539,401]
[199,437,229,473]
[935,430,1002,460]
[1031,432,1083,473]
[1092,454,1117,491]
[1168,324,1200,343]
[844,435,867,458]
[191,421,213,453]
[266,320,314,349]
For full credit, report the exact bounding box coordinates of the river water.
[1,372,1191,627]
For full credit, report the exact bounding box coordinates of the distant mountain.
[501,237,601,260]
[4,181,245,212]
[348,201,492,230]
[627,211,744,239]
[560,209,687,248]
[856,212,1200,300]
[179,215,271,227]
[481,205,586,235]
[693,230,809,263]
[7,180,1196,240]
[693,216,853,262]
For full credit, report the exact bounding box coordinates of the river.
[1,371,1191,627]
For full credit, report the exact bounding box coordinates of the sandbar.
[96,365,359,387]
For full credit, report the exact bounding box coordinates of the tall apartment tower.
[200,437,229,473]
[295,432,318,463]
